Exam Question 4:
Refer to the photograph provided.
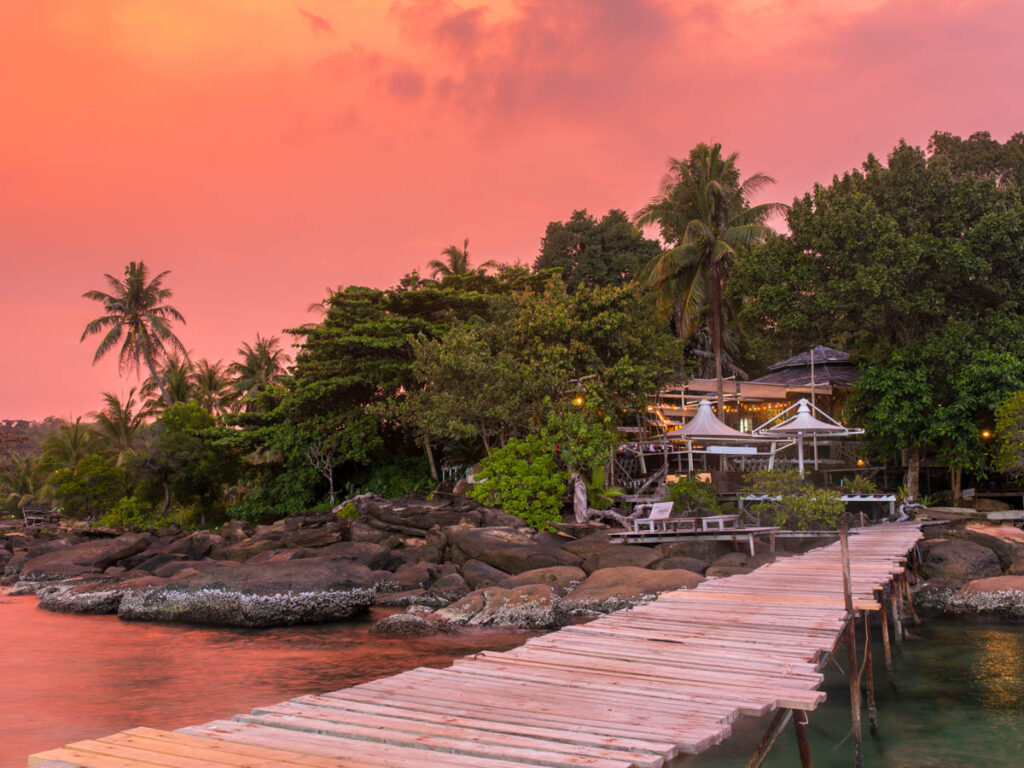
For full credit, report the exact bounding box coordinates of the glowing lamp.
[572,395,585,407]
[856,458,866,467]
[981,429,992,439]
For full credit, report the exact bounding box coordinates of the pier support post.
[879,603,894,686]
[840,524,864,768]
[863,612,878,732]
[793,709,814,767]
[902,573,921,626]
[889,585,903,644]
[745,708,792,768]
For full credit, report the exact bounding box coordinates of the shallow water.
[0,593,536,767]
[686,621,1024,767]
[3,594,1023,768]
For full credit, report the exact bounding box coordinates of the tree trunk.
[143,344,173,407]
[160,482,170,518]
[708,263,725,418]
[905,446,921,500]
[423,436,438,482]
[951,467,963,506]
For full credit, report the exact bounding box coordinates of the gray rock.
[564,567,703,614]
[428,573,470,602]
[370,613,454,637]
[498,566,587,596]
[561,531,615,560]
[432,584,567,629]
[583,545,661,574]
[133,553,189,574]
[219,520,251,543]
[20,533,151,580]
[449,528,581,574]
[921,539,1002,584]
[164,531,222,560]
[655,540,733,561]
[650,556,708,573]
[392,562,435,591]
[316,541,392,570]
[967,532,1024,571]
[461,559,511,590]
[705,565,753,578]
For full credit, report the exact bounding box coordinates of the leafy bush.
[995,390,1024,479]
[742,469,844,530]
[50,453,125,520]
[845,475,879,494]
[667,476,721,516]
[468,434,569,531]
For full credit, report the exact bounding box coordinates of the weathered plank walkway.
[29,523,924,768]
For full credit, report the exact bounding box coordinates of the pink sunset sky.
[2,0,1023,421]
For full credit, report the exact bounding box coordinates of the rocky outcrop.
[563,567,703,614]
[582,545,661,574]
[650,556,708,573]
[432,585,567,629]
[448,528,581,574]
[20,533,151,581]
[921,539,1002,584]
[370,613,455,637]
[498,566,586,596]
[460,559,510,590]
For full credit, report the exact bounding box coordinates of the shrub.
[845,475,879,495]
[468,434,569,531]
[742,469,844,530]
[667,476,721,516]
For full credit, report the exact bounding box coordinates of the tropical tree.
[142,353,195,412]
[40,417,95,473]
[307,285,345,317]
[2,455,46,510]
[635,143,783,414]
[192,358,235,416]
[427,238,497,279]
[81,261,187,406]
[92,389,147,464]
[228,334,292,406]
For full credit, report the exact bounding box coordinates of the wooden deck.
[28,523,925,768]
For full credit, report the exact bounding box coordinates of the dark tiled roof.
[753,362,859,388]
[767,345,850,371]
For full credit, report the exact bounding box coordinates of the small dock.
[29,523,925,768]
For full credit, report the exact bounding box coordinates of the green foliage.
[337,503,357,518]
[994,391,1024,479]
[535,209,661,290]
[50,453,125,520]
[667,476,721,516]
[742,470,844,530]
[583,465,624,510]
[468,433,569,531]
[98,495,154,528]
[844,475,878,494]
[345,458,435,499]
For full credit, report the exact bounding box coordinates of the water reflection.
[0,593,536,768]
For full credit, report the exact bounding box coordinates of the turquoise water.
[686,622,1024,767]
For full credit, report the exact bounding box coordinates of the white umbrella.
[761,398,848,475]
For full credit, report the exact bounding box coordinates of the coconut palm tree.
[228,334,292,406]
[92,389,147,464]
[192,358,235,416]
[307,284,345,318]
[427,238,497,279]
[40,417,94,473]
[2,455,46,510]
[81,261,187,407]
[141,352,195,413]
[635,143,784,415]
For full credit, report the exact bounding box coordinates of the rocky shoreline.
[4,495,1022,631]
[911,523,1024,623]
[1,493,798,632]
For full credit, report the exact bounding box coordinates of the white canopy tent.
[662,399,789,474]
[753,398,864,475]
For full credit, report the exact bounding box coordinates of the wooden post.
[879,601,894,686]
[840,523,864,768]
[863,612,878,732]
[793,709,814,768]
[903,572,921,626]
[890,584,902,644]
[746,708,793,768]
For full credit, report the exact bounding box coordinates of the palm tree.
[81,261,187,407]
[192,358,235,416]
[2,455,46,510]
[427,238,498,279]
[635,143,784,415]
[92,389,147,464]
[307,284,345,318]
[40,417,94,473]
[141,352,195,413]
[228,334,292,406]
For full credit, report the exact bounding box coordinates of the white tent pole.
[797,431,805,477]
[687,440,694,474]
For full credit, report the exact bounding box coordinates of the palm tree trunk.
[424,436,438,481]
[708,264,725,417]
[143,344,173,407]
[905,446,921,500]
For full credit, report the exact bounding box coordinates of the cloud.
[297,7,334,35]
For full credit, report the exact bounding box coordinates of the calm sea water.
[3,592,1022,768]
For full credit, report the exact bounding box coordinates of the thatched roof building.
[751,345,858,389]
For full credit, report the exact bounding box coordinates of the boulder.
[655,540,734,562]
[967,531,1024,571]
[392,562,435,591]
[131,553,189,574]
[961,575,1024,596]
[374,589,450,609]
[498,566,586,596]
[246,549,313,565]
[705,565,753,578]
[1009,560,1024,576]
[210,538,285,563]
[561,532,615,560]
[711,552,750,568]
[219,520,251,543]
[37,575,169,614]
[20,533,151,580]
[153,559,232,579]
[564,567,703,613]
[428,573,470,602]
[461,559,511,590]
[448,528,581,574]
[349,520,397,545]
[650,556,708,574]
[432,584,567,629]
[316,541,392,570]
[921,539,1002,584]
[389,545,443,567]
[912,579,963,617]
[975,498,1012,512]
[164,531,222,560]
[280,527,341,550]
[370,613,454,637]
[114,556,377,627]
[582,546,661,574]
[946,576,1024,621]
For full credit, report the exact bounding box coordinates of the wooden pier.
[28,523,925,768]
